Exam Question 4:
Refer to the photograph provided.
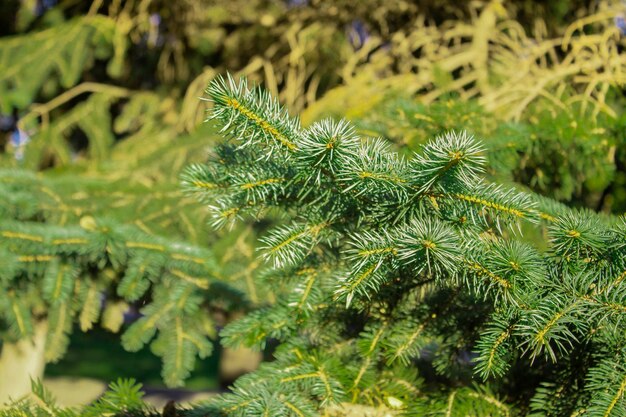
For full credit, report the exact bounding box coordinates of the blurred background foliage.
[1,0,624,206]
[0,0,625,397]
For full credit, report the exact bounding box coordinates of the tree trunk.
[0,321,47,404]
[218,345,262,388]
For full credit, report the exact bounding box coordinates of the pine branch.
[586,356,626,417]
[186,75,625,416]
[206,74,302,156]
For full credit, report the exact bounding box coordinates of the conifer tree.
[0,169,252,402]
[179,75,626,416]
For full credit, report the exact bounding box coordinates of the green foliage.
[298,0,625,210]
[4,0,621,174]
[0,15,125,112]
[0,378,163,417]
[1,1,625,415]
[342,94,622,209]
[0,170,247,388]
[179,76,626,416]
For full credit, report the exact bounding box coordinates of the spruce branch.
[206,74,302,156]
[409,130,486,193]
[586,356,626,417]
[186,75,626,416]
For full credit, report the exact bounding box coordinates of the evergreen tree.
[0,168,252,400]
[178,75,626,416]
[1,1,624,414]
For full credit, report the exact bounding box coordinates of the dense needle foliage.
[1,1,625,416]
[0,170,247,387]
[178,75,626,416]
